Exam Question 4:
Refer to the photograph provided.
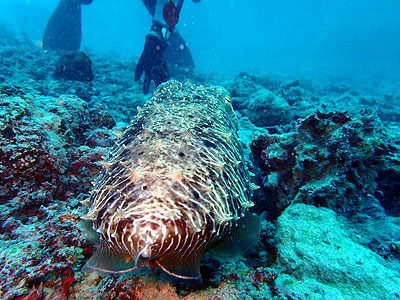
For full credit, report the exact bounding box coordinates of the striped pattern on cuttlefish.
[82,80,261,280]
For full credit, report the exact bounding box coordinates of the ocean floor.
[1,30,400,300]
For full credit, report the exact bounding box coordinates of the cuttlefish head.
[84,202,214,280]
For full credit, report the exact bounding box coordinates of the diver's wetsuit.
[42,0,93,52]
[42,0,196,93]
[135,0,195,93]
[145,0,195,71]
[42,0,177,52]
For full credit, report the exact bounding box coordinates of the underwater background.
[1,0,400,299]
[1,0,400,78]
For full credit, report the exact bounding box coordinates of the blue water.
[1,0,400,80]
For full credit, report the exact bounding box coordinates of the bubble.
[35,40,43,48]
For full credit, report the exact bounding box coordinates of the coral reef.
[273,204,400,300]
[249,108,400,267]
[0,93,64,201]
[250,109,397,219]
[243,88,292,127]
[0,203,91,300]
[230,71,400,140]
[53,51,93,82]
[1,28,399,300]
[0,85,118,298]
[230,73,320,127]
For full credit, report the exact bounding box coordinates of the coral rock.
[274,204,400,300]
[53,51,93,82]
[250,109,396,219]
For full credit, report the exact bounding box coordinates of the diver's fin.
[43,0,84,51]
[155,251,203,280]
[208,214,261,257]
[141,0,157,16]
[84,241,137,273]
[165,29,195,74]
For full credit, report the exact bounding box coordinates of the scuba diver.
[42,0,200,94]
